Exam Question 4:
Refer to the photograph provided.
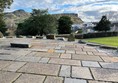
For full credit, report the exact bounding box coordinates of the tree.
[94,16,111,32]
[36,15,57,36]
[31,9,48,16]
[0,0,13,12]
[0,14,7,34]
[16,9,57,36]
[58,16,73,34]
[0,0,13,35]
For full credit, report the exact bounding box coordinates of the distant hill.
[3,10,83,36]
[53,13,83,24]
[4,9,31,36]
[4,9,31,28]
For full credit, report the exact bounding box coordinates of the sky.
[5,0,118,22]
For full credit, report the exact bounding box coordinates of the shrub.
[68,33,75,41]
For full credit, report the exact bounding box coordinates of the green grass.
[86,36,118,47]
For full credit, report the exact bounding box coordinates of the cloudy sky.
[5,0,118,22]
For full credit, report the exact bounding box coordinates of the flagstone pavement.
[0,38,118,83]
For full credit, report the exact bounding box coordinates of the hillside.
[53,13,83,24]
[3,10,83,36]
[4,10,31,36]
[4,9,31,28]
[4,10,83,28]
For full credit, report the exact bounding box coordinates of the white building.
[81,22,95,34]
[111,22,118,31]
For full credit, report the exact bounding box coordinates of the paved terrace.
[0,38,118,83]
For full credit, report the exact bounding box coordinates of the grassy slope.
[87,36,118,47]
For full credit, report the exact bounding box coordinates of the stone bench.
[10,42,32,48]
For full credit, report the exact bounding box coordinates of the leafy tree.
[94,16,111,32]
[0,0,13,35]
[31,9,48,16]
[0,0,13,12]
[16,9,57,36]
[0,14,7,34]
[58,16,73,34]
[36,15,57,36]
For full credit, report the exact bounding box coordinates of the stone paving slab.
[72,66,93,79]
[101,56,118,62]
[66,50,75,54]
[100,62,118,69]
[0,61,13,70]
[16,56,41,62]
[88,80,112,83]
[55,46,61,50]
[34,52,60,58]
[14,74,45,83]
[0,55,22,61]
[55,50,65,53]
[60,54,71,59]
[91,68,118,82]
[39,58,50,63]
[76,51,87,55]
[18,63,60,76]
[82,48,98,52]
[74,48,82,51]
[83,46,95,48]
[64,78,87,83]
[61,47,81,51]
[72,54,103,61]
[0,38,118,83]
[44,76,63,83]
[13,50,31,56]
[28,48,48,52]
[0,50,12,55]
[93,52,108,56]
[82,61,101,68]
[48,49,54,53]
[59,65,71,77]
[49,58,81,66]
[3,62,26,72]
[87,52,94,55]
[26,52,37,56]
[0,71,21,83]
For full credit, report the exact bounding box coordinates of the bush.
[68,33,75,41]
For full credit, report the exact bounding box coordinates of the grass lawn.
[86,36,118,47]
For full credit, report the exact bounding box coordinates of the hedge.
[75,32,118,39]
